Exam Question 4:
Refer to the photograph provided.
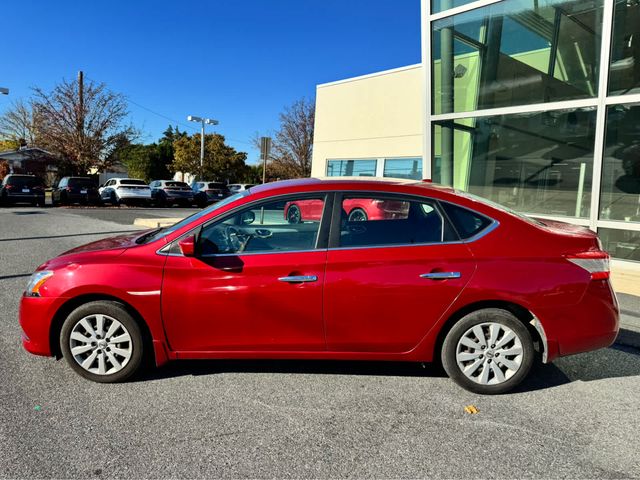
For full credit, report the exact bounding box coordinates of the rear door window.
[337,195,457,248]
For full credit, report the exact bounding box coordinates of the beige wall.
[311,64,424,177]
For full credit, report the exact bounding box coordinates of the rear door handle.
[420,272,461,280]
[278,275,318,283]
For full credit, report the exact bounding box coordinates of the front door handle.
[420,272,461,280]
[278,275,318,283]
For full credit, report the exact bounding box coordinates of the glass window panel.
[598,227,640,262]
[199,197,325,255]
[383,158,423,180]
[432,0,603,114]
[599,103,640,222]
[339,196,450,247]
[609,0,640,96]
[432,107,597,218]
[432,0,480,15]
[326,159,377,177]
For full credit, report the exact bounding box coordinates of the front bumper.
[19,295,61,357]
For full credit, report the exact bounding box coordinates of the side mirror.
[241,211,255,225]
[178,235,196,257]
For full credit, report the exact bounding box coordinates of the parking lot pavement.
[1,206,640,478]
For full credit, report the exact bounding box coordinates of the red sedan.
[19,178,619,394]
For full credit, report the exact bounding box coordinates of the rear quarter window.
[441,202,493,240]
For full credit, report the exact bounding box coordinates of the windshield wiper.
[135,227,165,244]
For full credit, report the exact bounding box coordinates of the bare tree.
[255,98,315,180]
[32,76,136,174]
[0,99,41,147]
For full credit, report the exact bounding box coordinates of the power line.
[84,74,256,148]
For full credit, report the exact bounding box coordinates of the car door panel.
[324,244,475,352]
[162,250,327,352]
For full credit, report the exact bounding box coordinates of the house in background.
[0,147,59,185]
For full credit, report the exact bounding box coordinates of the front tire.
[60,301,145,383]
[441,308,534,395]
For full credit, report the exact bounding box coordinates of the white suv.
[99,178,151,206]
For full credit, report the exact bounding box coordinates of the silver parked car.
[99,178,151,206]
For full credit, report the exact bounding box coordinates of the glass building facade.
[425,0,640,262]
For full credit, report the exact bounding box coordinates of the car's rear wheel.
[60,301,144,383]
[287,204,301,224]
[441,308,534,394]
[348,208,367,222]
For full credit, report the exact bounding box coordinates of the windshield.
[165,182,188,188]
[121,179,147,186]
[68,178,94,187]
[207,183,227,189]
[138,191,250,244]
[7,176,42,187]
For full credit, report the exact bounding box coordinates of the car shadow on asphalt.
[138,341,640,394]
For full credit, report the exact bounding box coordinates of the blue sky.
[1,0,421,163]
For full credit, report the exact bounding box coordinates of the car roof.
[249,177,455,196]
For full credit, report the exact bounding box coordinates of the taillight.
[566,251,610,280]
[5,184,14,190]
[65,186,72,191]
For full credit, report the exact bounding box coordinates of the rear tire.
[348,208,368,222]
[286,204,301,224]
[441,308,534,395]
[60,301,145,383]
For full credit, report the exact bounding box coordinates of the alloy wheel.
[455,322,524,385]
[69,314,133,375]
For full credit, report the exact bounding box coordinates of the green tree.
[172,133,248,182]
[0,139,20,152]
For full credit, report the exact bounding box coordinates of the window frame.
[184,192,335,258]
[327,191,461,250]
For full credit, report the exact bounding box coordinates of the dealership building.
[312,0,640,279]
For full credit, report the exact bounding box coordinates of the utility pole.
[78,71,84,168]
[260,136,272,184]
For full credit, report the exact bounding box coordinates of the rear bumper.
[117,191,151,200]
[539,280,619,361]
[19,295,61,357]
[6,193,44,202]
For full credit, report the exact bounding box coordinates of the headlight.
[25,270,54,297]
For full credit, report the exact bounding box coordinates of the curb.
[133,217,185,228]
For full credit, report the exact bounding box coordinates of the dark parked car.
[20,178,618,394]
[0,174,45,207]
[51,177,100,206]
[150,180,194,207]
[191,181,231,207]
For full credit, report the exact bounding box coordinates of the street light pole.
[187,115,219,181]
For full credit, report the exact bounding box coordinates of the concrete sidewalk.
[617,292,640,349]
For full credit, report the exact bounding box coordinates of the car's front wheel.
[60,301,144,383]
[441,308,534,394]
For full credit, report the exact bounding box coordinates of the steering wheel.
[224,226,249,252]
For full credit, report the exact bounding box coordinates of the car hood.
[59,230,150,256]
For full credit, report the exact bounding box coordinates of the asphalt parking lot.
[1,206,640,478]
